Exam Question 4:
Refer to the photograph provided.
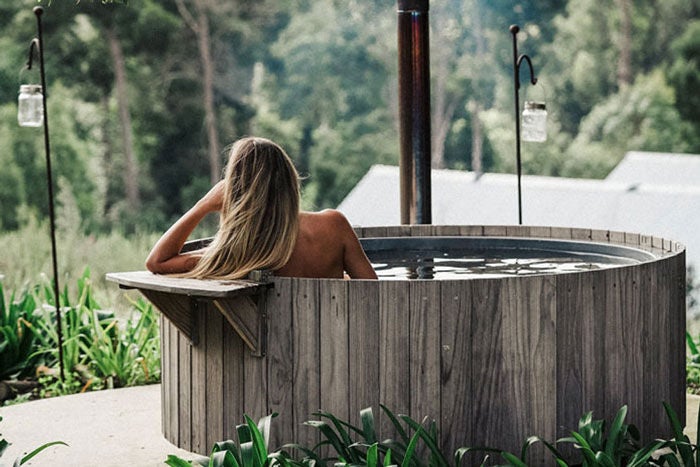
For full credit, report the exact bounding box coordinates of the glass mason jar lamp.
[521,100,547,142]
[18,84,44,127]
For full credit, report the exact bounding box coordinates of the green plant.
[458,404,692,466]
[295,405,450,467]
[0,281,40,381]
[687,332,700,394]
[653,402,700,467]
[26,269,160,397]
[0,415,67,465]
[165,413,301,467]
[79,297,160,388]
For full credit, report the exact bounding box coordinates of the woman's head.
[188,137,300,279]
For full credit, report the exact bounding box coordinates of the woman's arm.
[145,181,224,274]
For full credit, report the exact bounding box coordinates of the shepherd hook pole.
[510,24,537,226]
[27,6,65,381]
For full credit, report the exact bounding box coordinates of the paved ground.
[0,386,698,466]
[0,385,192,466]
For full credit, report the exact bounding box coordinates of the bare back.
[275,210,377,279]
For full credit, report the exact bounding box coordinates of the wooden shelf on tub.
[106,271,271,356]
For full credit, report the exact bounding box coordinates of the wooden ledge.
[106,271,270,298]
[106,271,270,356]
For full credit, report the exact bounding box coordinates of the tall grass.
[0,211,160,315]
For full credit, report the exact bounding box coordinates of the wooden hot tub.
[107,224,686,462]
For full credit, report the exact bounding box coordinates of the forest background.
[0,0,698,298]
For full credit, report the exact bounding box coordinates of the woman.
[146,136,377,280]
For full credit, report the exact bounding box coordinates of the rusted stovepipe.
[397,0,431,225]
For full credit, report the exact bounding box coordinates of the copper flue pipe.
[397,0,431,225]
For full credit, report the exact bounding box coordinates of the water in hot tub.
[368,247,638,279]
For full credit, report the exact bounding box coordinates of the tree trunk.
[615,0,633,87]
[106,25,139,210]
[175,0,221,184]
[196,1,221,183]
[430,8,457,170]
[469,0,485,174]
[469,101,483,174]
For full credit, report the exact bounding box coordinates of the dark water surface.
[360,236,652,280]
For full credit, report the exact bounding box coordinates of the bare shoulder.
[303,209,353,229]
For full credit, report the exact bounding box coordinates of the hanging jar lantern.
[521,101,547,142]
[18,84,43,127]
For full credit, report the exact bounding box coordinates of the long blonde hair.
[187,137,300,280]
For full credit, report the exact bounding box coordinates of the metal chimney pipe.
[397,0,432,225]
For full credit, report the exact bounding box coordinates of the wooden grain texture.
[222,308,245,441]
[292,279,320,447]
[106,271,267,298]
[205,305,224,450]
[470,278,509,450]
[242,319,267,423]
[348,280,381,424]
[320,281,349,420]
[439,280,472,454]
[603,266,644,428]
[191,300,207,454]
[506,275,556,464]
[671,253,687,425]
[409,281,440,424]
[178,329,192,451]
[643,261,667,437]
[555,272,605,441]
[161,317,171,443]
[169,319,180,446]
[378,281,411,439]
[266,279,294,448]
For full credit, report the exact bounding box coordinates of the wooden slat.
[440,280,472,454]
[550,226,572,239]
[161,317,171,443]
[409,281,440,424]
[643,261,665,438]
[603,266,644,428]
[507,275,556,464]
[292,279,320,447]
[223,307,245,442]
[205,306,224,450]
[470,278,509,450]
[178,329,192,451]
[348,280,381,425]
[191,300,207,454]
[458,225,484,236]
[379,281,411,439]
[483,225,508,236]
[266,279,294,449]
[671,254,687,426]
[320,281,349,420]
[242,326,267,423]
[168,320,179,446]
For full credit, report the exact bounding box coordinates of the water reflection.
[370,248,634,280]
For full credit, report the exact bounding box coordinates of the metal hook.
[27,38,40,71]
[516,54,538,89]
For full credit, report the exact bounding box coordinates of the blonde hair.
[187,137,300,280]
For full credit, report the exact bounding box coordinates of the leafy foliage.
[0,282,39,380]
[0,269,160,402]
[1,0,697,235]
